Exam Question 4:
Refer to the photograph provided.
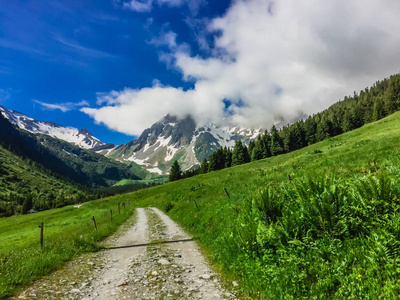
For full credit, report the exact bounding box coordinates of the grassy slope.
[1,112,400,298]
[0,196,135,298]
[126,112,400,298]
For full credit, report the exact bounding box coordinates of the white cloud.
[34,100,89,112]
[123,0,204,14]
[84,0,400,135]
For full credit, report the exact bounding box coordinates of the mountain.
[0,105,114,150]
[99,114,262,175]
[0,112,141,187]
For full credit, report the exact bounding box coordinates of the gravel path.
[15,208,237,300]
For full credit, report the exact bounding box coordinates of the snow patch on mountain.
[102,115,262,175]
[0,105,113,150]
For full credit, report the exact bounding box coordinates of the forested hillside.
[0,146,93,217]
[194,74,400,175]
[0,114,150,216]
[0,113,141,187]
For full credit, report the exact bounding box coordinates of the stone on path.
[157,258,170,265]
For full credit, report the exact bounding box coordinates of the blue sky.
[1,0,400,145]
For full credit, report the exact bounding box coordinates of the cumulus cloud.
[83,0,400,135]
[34,100,89,112]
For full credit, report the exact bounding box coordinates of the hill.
[0,113,142,188]
[0,145,93,217]
[2,111,400,298]
[121,111,400,298]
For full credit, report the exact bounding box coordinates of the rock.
[199,274,212,280]
[116,280,128,287]
[151,271,159,276]
[174,290,180,295]
[70,289,81,293]
[70,282,77,286]
[232,281,239,287]
[157,258,170,265]
[87,262,95,266]
[225,292,234,297]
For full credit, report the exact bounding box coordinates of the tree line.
[169,73,400,181]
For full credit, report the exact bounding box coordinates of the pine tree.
[251,142,264,161]
[260,132,271,158]
[169,160,182,182]
[223,147,232,168]
[232,141,247,166]
[200,158,209,174]
[270,125,283,156]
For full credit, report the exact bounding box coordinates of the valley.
[2,110,400,298]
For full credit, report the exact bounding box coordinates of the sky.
[1,0,400,145]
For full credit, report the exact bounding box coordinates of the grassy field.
[0,195,135,298]
[122,112,400,298]
[1,112,400,298]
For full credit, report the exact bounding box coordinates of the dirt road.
[16,208,237,299]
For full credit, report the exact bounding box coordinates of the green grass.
[117,112,400,298]
[0,195,136,298]
[113,176,168,187]
[2,112,400,298]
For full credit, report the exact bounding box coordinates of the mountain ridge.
[99,114,262,174]
[0,105,115,150]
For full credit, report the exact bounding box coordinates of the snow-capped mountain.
[0,105,114,150]
[98,114,262,175]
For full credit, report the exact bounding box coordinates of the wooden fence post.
[39,222,44,249]
[193,199,200,210]
[223,187,230,199]
[110,209,113,222]
[92,216,97,231]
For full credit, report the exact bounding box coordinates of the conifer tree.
[200,158,208,174]
[232,141,245,166]
[251,142,264,161]
[223,147,232,168]
[270,125,283,156]
[169,160,182,182]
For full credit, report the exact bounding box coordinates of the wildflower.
[253,242,256,245]
[242,247,244,250]
[358,274,362,278]
[246,241,249,245]
[258,291,260,294]
[316,275,318,277]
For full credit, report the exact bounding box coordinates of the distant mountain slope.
[99,115,262,175]
[0,113,141,187]
[0,145,90,217]
[0,105,115,150]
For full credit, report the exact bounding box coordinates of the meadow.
[1,111,400,298]
[0,196,135,298]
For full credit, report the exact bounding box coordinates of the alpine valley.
[0,106,262,175]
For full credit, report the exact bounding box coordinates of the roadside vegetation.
[0,195,135,298]
[2,111,400,298]
[134,111,400,298]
